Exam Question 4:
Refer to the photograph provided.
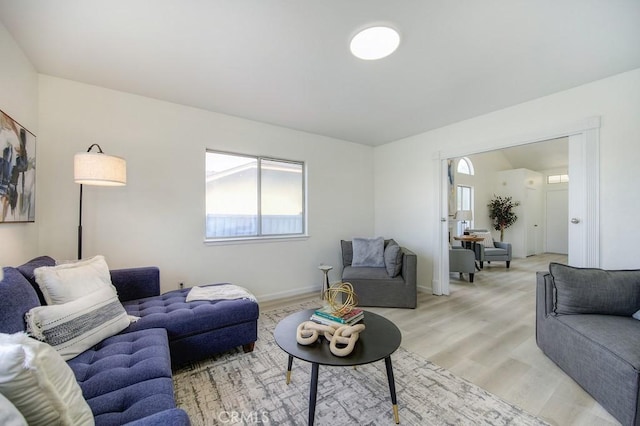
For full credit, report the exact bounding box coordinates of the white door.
[568,130,600,267]
[546,189,568,254]
[526,187,542,256]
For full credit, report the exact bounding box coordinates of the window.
[456,185,474,235]
[205,151,305,240]
[456,157,474,175]
[547,174,569,184]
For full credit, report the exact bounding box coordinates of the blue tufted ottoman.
[112,269,260,367]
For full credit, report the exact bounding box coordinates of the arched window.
[457,157,474,175]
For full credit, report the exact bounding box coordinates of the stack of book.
[310,306,364,327]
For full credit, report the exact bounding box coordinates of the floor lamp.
[74,144,126,260]
[454,209,473,235]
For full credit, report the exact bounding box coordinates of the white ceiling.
[1,1,639,146]
[500,137,568,171]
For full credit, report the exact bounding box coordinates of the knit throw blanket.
[185,284,257,303]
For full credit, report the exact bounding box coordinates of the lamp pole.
[78,183,83,259]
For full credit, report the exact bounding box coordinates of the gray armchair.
[340,239,417,308]
[468,229,512,269]
[449,247,475,282]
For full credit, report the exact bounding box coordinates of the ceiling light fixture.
[350,26,400,60]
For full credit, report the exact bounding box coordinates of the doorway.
[434,117,600,295]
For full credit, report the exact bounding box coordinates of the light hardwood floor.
[261,253,620,426]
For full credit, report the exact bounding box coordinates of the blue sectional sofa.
[1,256,260,425]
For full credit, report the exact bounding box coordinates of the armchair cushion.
[343,266,402,282]
[384,242,403,277]
[351,237,385,267]
[472,231,495,248]
[549,262,640,316]
[473,241,512,260]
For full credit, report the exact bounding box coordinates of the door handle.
[571,218,580,224]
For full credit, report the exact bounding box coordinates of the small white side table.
[318,265,333,300]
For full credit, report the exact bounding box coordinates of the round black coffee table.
[274,309,402,425]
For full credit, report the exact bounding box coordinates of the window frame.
[456,157,475,175]
[547,174,569,184]
[204,149,307,243]
[456,184,474,235]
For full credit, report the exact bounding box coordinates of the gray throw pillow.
[384,243,403,277]
[549,263,640,316]
[352,237,385,268]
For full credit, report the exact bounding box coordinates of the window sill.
[203,234,310,246]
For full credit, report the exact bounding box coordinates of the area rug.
[173,301,549,425]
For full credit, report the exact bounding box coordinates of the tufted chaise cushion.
[66,328,176,426]
[121,285,259,366]
[122,286,259,338]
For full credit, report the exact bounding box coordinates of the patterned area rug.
[173,301,549,425]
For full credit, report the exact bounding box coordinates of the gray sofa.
[536,263,640,425]
[340,239,417,308]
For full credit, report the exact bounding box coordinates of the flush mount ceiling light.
[350,26,400,60]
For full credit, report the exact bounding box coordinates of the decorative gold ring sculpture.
[323,282,358,317]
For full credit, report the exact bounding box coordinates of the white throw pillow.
[473,232,495,248]
[0,393,27,426]
[34,255,114,304]
[0,332,94,426]
[25,287,130,361]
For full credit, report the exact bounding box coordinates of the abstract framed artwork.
[0,109,36,223]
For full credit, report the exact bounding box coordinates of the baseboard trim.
[256,285,318,302]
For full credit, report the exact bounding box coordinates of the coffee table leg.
[286,355,293,384]
[309,362,319,426]
[384,356,400,424]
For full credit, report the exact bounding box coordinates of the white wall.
[375,68,640,290]
[493,168,544,258]
[458,151,513,233]
[37,76,374,299]
[0,22,39,265]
